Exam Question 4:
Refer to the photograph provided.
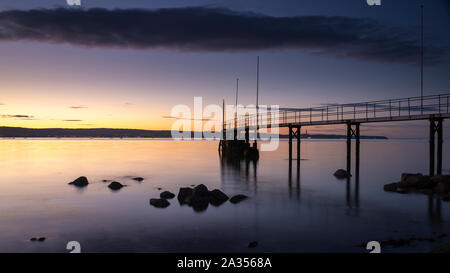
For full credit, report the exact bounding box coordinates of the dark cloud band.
[0,7,445,64]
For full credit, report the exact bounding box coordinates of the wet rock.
[190,195,210,212]
[108,181,125,190]
[333,169,351,179]
[193,184,209,197]
[68,176,89,187]
[209,189,229,206]
[384,182,399,192]
[150,198,170,208]
[38,237,46,242]
[398,173,433,189]
[160,191,175,199]
[102,179,112,183]
[230,194,248,204]
[132,177,144,182]
[30,237,37,241]
[178,187,194,205]
[431,243,450,253]
[248,241,258,248]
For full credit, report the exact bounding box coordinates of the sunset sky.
[0,0,449,138]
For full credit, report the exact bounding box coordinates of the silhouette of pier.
[222,93,450,176]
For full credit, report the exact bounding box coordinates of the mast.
[420,5,424,114]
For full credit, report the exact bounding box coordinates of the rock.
[68,176,89,187]
[248,241,258,248]
[415,188,434,195]
[38,237,46,242]
[333,169,351,179]
[160,191,175,199]
[209,189,229,206]
[193,184,209,197]
[177,187,194,205]
[431,175,450,185]
[149,198,170,208]
[230,194,248,204]
[132,177,144,182]
[384,182,399,192]
[108,181,125,190]
[190,195,210,212]
[431,243,450,253]
[398,173,433,189]
[30,237,37,241]
[102,179,112,183]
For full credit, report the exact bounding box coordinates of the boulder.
[177,187,194,205]
[108,181,125,190]
[30,237,37,241]
[38,237,46,242]
[209,189,229,206]
[160,191,175,199]
[383,182,399,192]
[248,241,258,248]
[68,176,89,187]
[398,173,432,189]
[230,194,248,204]
[132,177,144,182]
[333,169,351,179]
[190,195,210,212]
[193,184,209,197]
[149,198,170,208]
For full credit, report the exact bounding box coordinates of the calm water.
[0,138,449,253]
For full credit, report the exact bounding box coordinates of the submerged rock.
[209,189,229,206]
[193,184,209,197]
[334,169,351,179]
[230,194,248,204]
[160,191,175,199]
[398,173,433,189]
[108,181,125,190]
[37,237,46,242]
[68,176,89,187]
[178,187,194,205]
[150,198,170,208]
[384,182,399,192]
[30,237,37,241]
[248,241,258,248]
[132,177,144,182]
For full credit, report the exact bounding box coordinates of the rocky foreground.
[150,184,248,212]
[384,173,450,200]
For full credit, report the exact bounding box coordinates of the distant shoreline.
[0,126,388,139]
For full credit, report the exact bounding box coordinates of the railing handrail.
[225,93,450,129]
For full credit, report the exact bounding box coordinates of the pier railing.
[225,93,450,130]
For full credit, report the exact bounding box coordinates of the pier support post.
[430,119,435,176]
[289,125,293,161]
[296,126,301,161]
[355,123,360,174]
[429,118,444,176]
[346,123,352,174]
[437,119,443,175]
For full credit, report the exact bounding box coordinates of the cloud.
[62,119,83,122]
[69,105,87,109]
[1,114,36,120]
[0,7,446,65]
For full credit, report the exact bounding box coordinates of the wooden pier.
[224,93,450,176]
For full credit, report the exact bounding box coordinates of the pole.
[420,5,424,114]
[254,56,260,147]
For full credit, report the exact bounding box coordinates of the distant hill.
[0,127,387,139]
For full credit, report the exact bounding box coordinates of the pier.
[222,93,450,176]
